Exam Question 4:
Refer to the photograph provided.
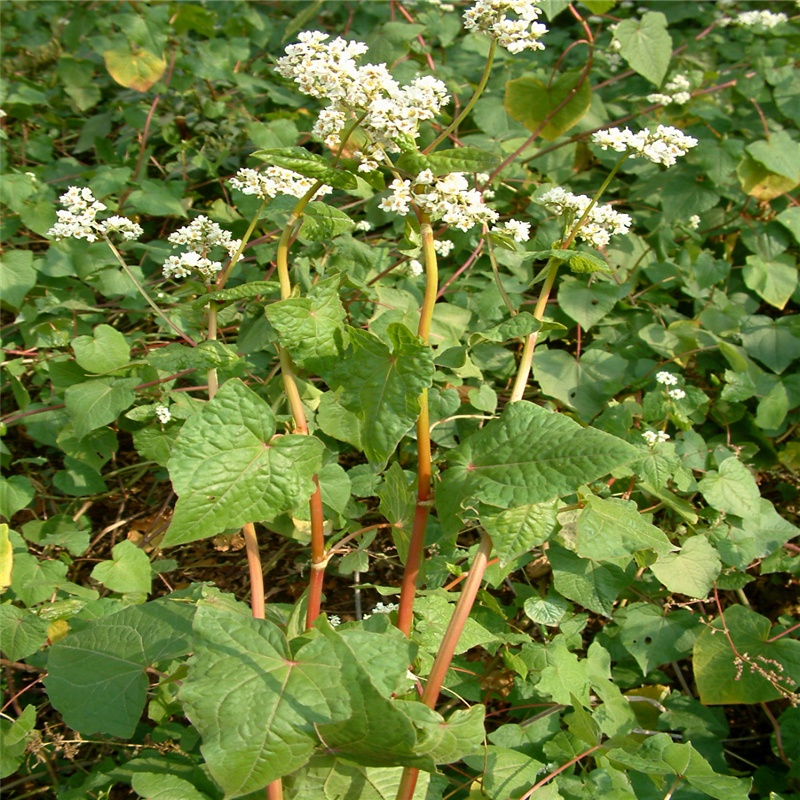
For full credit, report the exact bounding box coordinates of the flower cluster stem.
[397,216,437,637]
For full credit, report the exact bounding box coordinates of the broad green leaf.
[742,254,797,311]
[11,550,68,606]
[558,279,624,330]
[567,693,601,746]
[697,457,761,518]
[181,605,350,797]
[131,773,212,800]
[330,325,435,465]
[251,147,358,189]
[694,605,800,705]
[614,11,672,87]
[538,638,591,704]
[378,462,415,562]
[505,69,592,141]
[0,475,35,519]
[776,207,800,244]
[44,599,195,737]
[523,591,568,626]
[127,180,188,217]
[64,378,136,440]
[718,499,799,568]
[265,276,347,372]
[103,48,166,91]
[746,132,800,181]
[614,604,699,676]
[467,312,547,346]
[0,605,49,660]
[300,202,354,241]
[576,497,674,562]
[740,316,800,374]
[316,391,362,450]
[396,147,500,177]
[548,543,631,617]
[568,252,612,274]
[193,280,276,309]
[0,705,36,780]
[649,535,721,599]
[439,402,638,529]
[148,340,242,373]
[737,155,799,201]
[607,734,751,799]
[0,250,37,311]
[463,746,544,800]
[90,540,152,594]
[481,501,558,566]
[71,324,131,373]
[164,379,324,546]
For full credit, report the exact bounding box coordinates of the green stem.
[426,40,496,153]
[104,238,196,346]
[396,215,438,638]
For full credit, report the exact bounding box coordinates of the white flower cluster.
[380,170,499,232]
[642,430,670,446]
[229,167,331,201]
[719,10,788,28]
[48,187,143,243]
[647,74,692,106]
[362,601,399,620]
[463,0,548,53]
[687,215,701,230]
[276,32,449,171]
[162,216,241,281]
[592,125,698,167]
[328,614,342,626]
[434,238,455,257]
[492,219,531,242]
[656,370,686,399]
[155,405,172,424]
[408,259,425,277]
[538,187,632,248]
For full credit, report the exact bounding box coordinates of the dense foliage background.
[1,1,799,799]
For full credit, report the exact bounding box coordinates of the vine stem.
[104,238,196,346]
[396,215,438,637]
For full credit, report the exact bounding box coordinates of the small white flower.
[230,167,331,201]
[408,259,424,277]
[371,601,399,615]
[463,0,548,53]
[434,238,455,257]
[328,614,342,626]
[728,10,788,28]
[592,125,698,167]
[642,430,670,446]
[48,187,143,243]
[355,220,372,232]
[163,216,241,281]
[493,219,531,242]
[538,187,631,248]
[656,371,678,386]
[155,405,172,424]
[668,388,686,400]
[687,215,700,230]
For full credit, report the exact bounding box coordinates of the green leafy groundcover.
[1,1,799,799]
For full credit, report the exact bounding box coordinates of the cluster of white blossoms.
[154,405,172,424]
[687,215,701,230]
[642,429,670,446]
[493,219,531,242]
[162,216,241,281]
[229,166,331,201]
[656,370,686,400]
[463,0,548,53]
[362,601,399,620]
[434,238,455,257]
[276,31,449,172]
[539,187,632,248]
[719,10,788,28]
[592,125,699,168]
[48,187,143,243]
[647,74,692,107]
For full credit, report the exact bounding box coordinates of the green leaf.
[649,535,721,599]
[0,250,37,311]
[607,734,751,799]
[614,11,672,87]
[64,378,136,440]
[776,207,800,244]
[265,276,347,372]
[0,705,36,780]
[378,462,415,562]
[130,773,212,800]
[694,605,800,705]
[72,324,131,373]
[740,316,800,374]
[251,147,358,189]
[467,312,546,346]
[505,69,592,141]
[44,599,195,737]
[396,147,500,177]
[481,501,558,566]
[439,402,638,529]
[0,605,49,661]
[90,540,152,594]
[697,457,761,518]
[181,604,351,797]
[742,254,797,311]
[300,201,354,241]
[103,48,166,91]
[11,551,69,606]
[164,379,324,546]
[576,497,674,562]
[463,746,544,800]
[330,325,435,465]
[523,591,568,626]
[0,475,35,519]
[737,155,799,201]
[746,132,800,182]
[614,604,698,675]
[568,252,612,274]
[194,280,276,309]
[127,180,188,217]
[558,279,624,330]
[548,543,631,617]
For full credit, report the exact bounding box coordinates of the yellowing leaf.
[737,155,799,201]
[103,48,166,92]
[0,523,12,593]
